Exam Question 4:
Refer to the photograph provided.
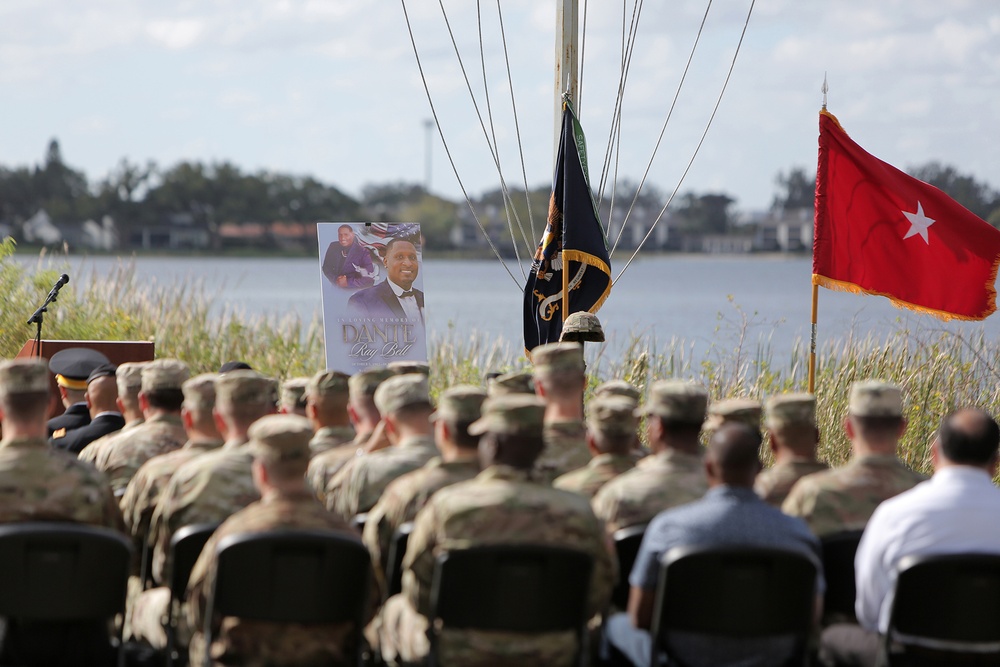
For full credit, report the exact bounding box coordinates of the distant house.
[754,208,812,252]
[21,210,62,245]
[701,234,754,254]
[129,213,211,250]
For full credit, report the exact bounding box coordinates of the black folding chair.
[612,522,648,609]
[651,545,817,667]
[203,529,372,667]
[427,545,593,667]
[0,522,132,667]
[384,521,414,601]
[165,523,219,667]
[820,529,864,624]
[879,553,1000,666]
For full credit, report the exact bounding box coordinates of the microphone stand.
[26,280,67,358]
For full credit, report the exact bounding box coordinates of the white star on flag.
[902,201,935,244]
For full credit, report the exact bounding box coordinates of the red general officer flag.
[813,110,1000,321]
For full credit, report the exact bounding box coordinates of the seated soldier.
[554,394,638,499]
[532,342,590,482]
[755,393,828,507]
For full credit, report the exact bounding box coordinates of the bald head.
[936,408,999,469]
[705,422,763,487]
[86,375,119,417]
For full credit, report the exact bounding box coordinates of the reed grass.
[5,239,1000,476]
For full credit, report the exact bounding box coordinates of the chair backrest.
[612,522,648,609]
[820,529,864,622]
[0,522,131,620]
[651,544,816,666]
[168,523,220,600]
[385,521,414,600]
[887,553,1000,644]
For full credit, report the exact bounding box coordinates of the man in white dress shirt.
[819,407,1000,666]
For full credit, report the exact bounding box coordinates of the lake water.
[13,253,1000,364]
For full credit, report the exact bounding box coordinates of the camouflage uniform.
[378,465,614,667]
[554,394,638,499]
[755,459,830,507]
[185,415,368,667]
[309,425,356,457]
[79,361,147,463]
[593,380,641,402]
[487,371,534,397]
[278,376,309,415]
[703,398,762,435]
[554,453,635,499]
[536,420,591,484]
[308,435,364,500]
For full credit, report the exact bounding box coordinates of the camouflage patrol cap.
[182,373,218,410]
[348,367,394,400]
[468,394,546,436]
[374,373,431,415]
[488,370,535,397]
[247,414,313,464]
[431,385,488,423]
[306,370,350,399]
[215,370,278,407]
[531,342,584,376]
[279,377,310,411]
[764,393,816,430]
[594,379,642,402]
[0,359,50,396]
[588,395,639,437]
[140,359,190,393]
[116,362,147,396]
[559,311,605,343]
[704,398,762,433]
[637,379,709,423]
[387,361,430,376]
[849,380,903,418]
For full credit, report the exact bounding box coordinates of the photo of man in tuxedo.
[322,224,376,289]
[348,237,424,321]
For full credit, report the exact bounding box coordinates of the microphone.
[26,274,70,325]
[50,273,70,295]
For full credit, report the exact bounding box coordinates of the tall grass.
[5,239,1000,475]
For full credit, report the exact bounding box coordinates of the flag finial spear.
[822,73,828,110]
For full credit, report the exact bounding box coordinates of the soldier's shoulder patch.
[53,428,67,439]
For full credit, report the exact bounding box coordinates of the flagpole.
[556,0,578,324]
[808,282,818,393]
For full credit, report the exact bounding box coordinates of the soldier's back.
[754,459,830,507]
[327,435,438,518]
[98,414,187,494]
[534,419,590,484]
[553,453,635,499]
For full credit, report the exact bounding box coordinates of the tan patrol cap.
[248,414,313,464]
[306,370,350,399]
[0,359,50,396]
[488,371,535,397]
[216,370,278,407]
[764,393,816,430]
[468,394,546,436]
[704,398,762,433]
[348,367,394,400]
[559,311,605,343]
[116,362,147,396]
[182,373,218,410]
[588,395,639,437]
[374,374,431,415]
[531,342,584,376]
[141,359,190,393]
[387,361,430,376]
[849,380,903,418]
[431,385,488,423]
[637,379,709,424]
[594,380,641,402]
[279,377,310,411]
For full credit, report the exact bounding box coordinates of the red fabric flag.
[813,110,1000,321]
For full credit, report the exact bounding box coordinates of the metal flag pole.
[556,0,579,325]
[809,75,828,394]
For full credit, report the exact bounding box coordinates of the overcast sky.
[2,0,998,213]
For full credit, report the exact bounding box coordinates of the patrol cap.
[431,385,488,423]
[116,362,147,396]
[140,359,190,393]
[594,380,641,402]
[588,395,639,437]
[306,370,350,399]
[87,363,118,384]
[48,348,110,391]
[849,380,903,418]
[637,380,709,424]
[387,361,430,377]
[247,414,313,464]
[349,367,394,400]
[0,359,50,396]
[531,342,584,376]
[468,394,546,436]
[374,373,431,415]
[764,393,816,430]
[488,370,535,397]
[559,311,605,343]
[704,398,762,433]
[219,360,252,374]
[182,373,218,410]
[215,370,278,407]
[279,377,310,411]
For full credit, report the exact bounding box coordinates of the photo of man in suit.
[322,224,376,289]
[348,237,424,321]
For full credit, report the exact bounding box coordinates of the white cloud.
[146,18,206,50]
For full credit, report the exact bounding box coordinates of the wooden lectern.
[16,339,156,419]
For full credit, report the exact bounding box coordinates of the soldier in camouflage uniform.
[97,359,190,494]
[531,342,590,483]
[278,376,310,417]
[308,367,393,501]
[325,374,439,519]
[363,385,486,579]
[554,395,638,498]
[387,361,430,376]
[487,370,534,397]
[754,393,829,507]
[594,380,642,402]
[304,370,355,457]
[592,380,710,532]
[79,361,148,463]
[375,394,614,667]
[782,380,926,536]
[703,398,762,437]
[186,414,369,667]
